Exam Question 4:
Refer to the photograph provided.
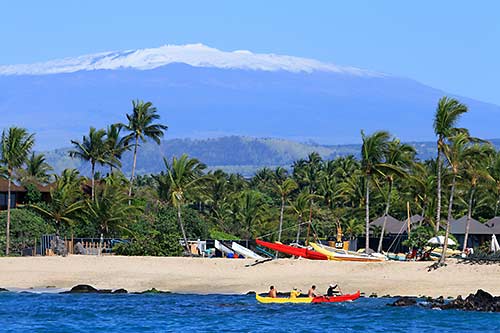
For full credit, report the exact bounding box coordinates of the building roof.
[0,179,54,193]
[409,214,424,224]
[0,179,26,192]
[370,215,408,234]
[486,217,500,234]
[450,216,492,235]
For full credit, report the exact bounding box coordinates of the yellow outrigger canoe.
[310,242,385,262]
[256,291,361,304]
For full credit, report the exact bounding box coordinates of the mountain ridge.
[1,44,500,150]
[0,43,382,76]
[44,136,500,177]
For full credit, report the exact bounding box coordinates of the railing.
[41,235,128,256]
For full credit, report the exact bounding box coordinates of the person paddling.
[326,283,342,296]
[308,285,317,298]
[290,287,301,299]
[268,285,277,298]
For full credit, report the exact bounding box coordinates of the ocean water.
[0,292,498,332]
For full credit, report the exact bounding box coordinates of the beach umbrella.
[491,235,500,253]
[427,236,456,246]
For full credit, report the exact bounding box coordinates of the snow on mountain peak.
[0,43,384,77]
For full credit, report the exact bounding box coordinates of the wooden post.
[407,201,411,236]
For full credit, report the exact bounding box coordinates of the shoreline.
[1,256,499,298]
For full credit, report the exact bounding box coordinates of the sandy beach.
[1,256,499,297]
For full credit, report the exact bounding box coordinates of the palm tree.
[30,170,85,233]
[119,100,167,199]
[19,152,53,185]
[433,97,468,233]
[487,152,500,216]
[105,124,130,174]
[273,177,297,243]
[461,144,494,251]
[87,177,142,236]
[293,152,323,243]
[360,130,391,252]
[439,133,470,265]
[69,127,110,199]
[377,139,415,252]
[236,190,266,239]
[164,154,207,253]
[1,127,35,255]
[289,190,314,243]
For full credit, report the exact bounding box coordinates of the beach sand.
[0,256,499,297]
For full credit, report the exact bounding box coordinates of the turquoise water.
[0,293,499,332]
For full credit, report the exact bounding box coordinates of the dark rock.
[432,290,500,312]
[0,288,9,292]
[112,288,128,294]
[246,291,256,295]
[97,289,112,294]
[389,297,417,307]
[435,296,445,304]
[369,293,378,298]
[63,284,98,293]
[138,288,171,294]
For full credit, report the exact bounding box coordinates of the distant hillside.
[42,136,491,177]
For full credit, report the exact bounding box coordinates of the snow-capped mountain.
[0,44,499,151]
[0,44,381,76]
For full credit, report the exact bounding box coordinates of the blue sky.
[2,1,499,104]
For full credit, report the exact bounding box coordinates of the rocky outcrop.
[61,285,128,294]
[435,290,500,312]
[0,288,9,292]
[389,297,417,307]
[136,288,171,294]
[389,290,500,312]
[112,288,128,294]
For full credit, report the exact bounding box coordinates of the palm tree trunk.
[439,174,456,265]
[420,203,426,226]
[463,186,475,252]
[176,203,190,254]
[435,140,442,234]
[277,195,285,243]
[495,192,500,217]
[296,215,302,243]
[365,174,371,252]
[91,162,95,200]
[377,181,393,253]
[128,136,139,200]
[306,202,313,245]
[5,174,12,255]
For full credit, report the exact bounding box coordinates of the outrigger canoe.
[310,242,385,262]
[256,290,361,304]
[255,239,328,260]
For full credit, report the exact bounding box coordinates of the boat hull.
[310,243,385,262]
[255,239,327,260]
[256,290,361,304]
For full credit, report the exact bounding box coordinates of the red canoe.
[312,290,361,303]
[256,239,328,260]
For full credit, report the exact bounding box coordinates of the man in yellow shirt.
[290,287,302,299]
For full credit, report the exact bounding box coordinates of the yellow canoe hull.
[310,243,385,262]
[256,294,313,303]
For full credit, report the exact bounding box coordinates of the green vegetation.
[0,96,498,260]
